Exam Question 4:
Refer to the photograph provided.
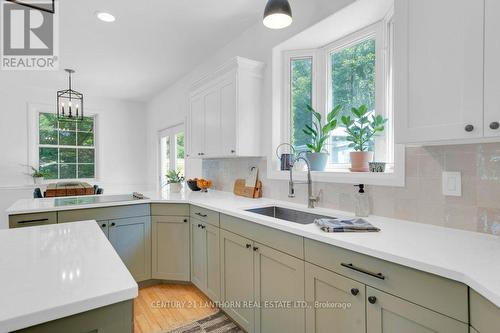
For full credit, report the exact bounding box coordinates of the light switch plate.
[442,171,462,197]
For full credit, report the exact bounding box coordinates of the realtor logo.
[1,1,59,70]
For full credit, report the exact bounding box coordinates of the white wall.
[146,0,356,186]
[0,83,150,228]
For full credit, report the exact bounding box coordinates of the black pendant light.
[263,0,293,29]
[57,69,84,121]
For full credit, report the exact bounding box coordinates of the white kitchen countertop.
[0,221,138,333]
[5,190,500,309]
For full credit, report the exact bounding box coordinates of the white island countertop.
[5,190,500,309]
[0,221,138,333]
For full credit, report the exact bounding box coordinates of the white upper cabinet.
[484,0,500,138]
[187,57,264,158]
[395,0,485,144]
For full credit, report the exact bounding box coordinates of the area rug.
[166,310,245,333]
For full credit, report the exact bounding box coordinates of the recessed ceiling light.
[96,11,116,23]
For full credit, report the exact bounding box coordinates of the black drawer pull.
[351,288,359,296]
[368,296,377,304]
[195,212,208,218]
[341,263,385,280]
[18,218,49,224]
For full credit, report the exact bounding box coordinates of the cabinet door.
[189,93,205,157]
[152,216,190,281]
[470,327,480,333]
[108,217,151,282]
[395,0,484,143]
[220,78,237,156]
[484,0,500,137]
[97,220,109,238]
[220,230,255,333]
[203,87,221,157]
[366,287,468,333]
[205,224,220,301]
[254,243,305,333]
[305,263,365,333]
[191,220,206,290]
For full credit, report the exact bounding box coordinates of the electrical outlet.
[442,171,462,197]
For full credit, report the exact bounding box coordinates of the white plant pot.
[33,177,44,185]
[169,183,182,193]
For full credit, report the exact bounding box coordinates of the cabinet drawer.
[58,204,150,223]
[190,205,219,227]
[470,289,500,333]
[304,239,468,322]
[151,203,189,216]
[220,214,304,259]
[9,212,57,228]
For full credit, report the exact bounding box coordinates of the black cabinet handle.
[101,223,106,228]
[246,244,252,249]
[195,212,208,218]
[341,263,385,280]
[183,219,188,223]
[253,246,259,252]
[201,225,206,229]
[465,124,474,132]
[368,296,377,304]
[110,222,116,227]
[231,150,236,154]
[351,288,359,296]
[197,224,202,228]
[18,218,49,224]
[490,122,500,130]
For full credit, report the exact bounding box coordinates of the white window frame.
[270,11,405,187]
[28,103,99,182]
[158,123,185,189]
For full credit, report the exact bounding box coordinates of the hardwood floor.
[134,283,218,333]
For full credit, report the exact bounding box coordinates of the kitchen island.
[0,220,137,333]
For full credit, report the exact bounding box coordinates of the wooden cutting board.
[233,179,262,198]
[45,182,95,197]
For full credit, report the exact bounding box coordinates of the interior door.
[484,0,500,137]
[305,262,365,333]
[220,230,255,333]
[366,287,468,333]
[395,0,484,143]
[190,220,206,290]
[203,86,221,157]
[254,243,305,333]
[108,216,151,282]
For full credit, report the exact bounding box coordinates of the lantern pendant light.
[57,69,84,121]
[263,0,293,29]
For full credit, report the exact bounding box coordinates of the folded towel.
[314,217,380,233]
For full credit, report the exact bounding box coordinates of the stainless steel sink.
[245,206,334,225]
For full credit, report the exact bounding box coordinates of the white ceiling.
[1,0,267,101]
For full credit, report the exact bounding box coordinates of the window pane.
[39,130,58,145]
[59,131,77,146]
[77,131,94,146]
[39,147,58,165]
[78,149,95,164]
[331,38,376,164]
[77,117,94,132]
[60,148,76,163]
[290,57,313,150]
[39,113,57,131]
[58,119,77,132]
[78,164,95,178]
[60,164,76,179]
[175,132,185,176]
[160,136,170,185]
[40,164,58,179]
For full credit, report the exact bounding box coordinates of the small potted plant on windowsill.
[302,105,342,171]
[166,169,185,193]
[29,166,48,185]
[341,105,388,172]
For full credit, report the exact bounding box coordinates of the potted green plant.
[341,105,388,172]
[302,105,342,171]
[29,166,48,185]
[166,169,185,193]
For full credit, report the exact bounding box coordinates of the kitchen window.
[37,112,96,179]
[159,124,185,187]
[284,19,395,171]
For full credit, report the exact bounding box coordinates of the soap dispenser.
[354,184,370,217]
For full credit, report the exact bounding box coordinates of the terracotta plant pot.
[350,151,374,172]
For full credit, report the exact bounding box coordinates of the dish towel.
[314,218,380,233]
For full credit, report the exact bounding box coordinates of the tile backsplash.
[202,143,500,236]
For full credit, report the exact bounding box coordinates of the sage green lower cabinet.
[469,289,500,333]
[98,220,109,237]
[152,216,190,281]
[108,216,151,282]
[220,229,255,333]
[305,262,365,333]
[13,300,133,333]
[470,327,480,333]
[254,243,305,333]
[366,287,468,333]
[9,212,57,228]
[190,219,220,301]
